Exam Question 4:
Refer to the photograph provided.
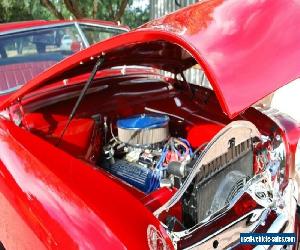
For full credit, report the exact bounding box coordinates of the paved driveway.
[270,79,300,123]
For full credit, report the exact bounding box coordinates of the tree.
[0,0,149,28]
[0,0,53,23]
[40,0,132,22]
[124,3,150,28]
[39,0,64,19]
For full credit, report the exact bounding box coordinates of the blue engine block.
[108,159,160,193]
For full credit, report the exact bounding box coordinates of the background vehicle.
[60,34,74,51]
[0,1,299,249]
[0,19,129,100]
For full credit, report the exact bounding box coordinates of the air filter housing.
[117,114,169,146]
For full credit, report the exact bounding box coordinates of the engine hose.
[179,137,193,155]
[174,138,189,158]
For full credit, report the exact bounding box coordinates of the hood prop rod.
[57,55,105,146]
[179,71,193,96]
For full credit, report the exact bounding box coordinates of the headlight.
[147,225,168,250]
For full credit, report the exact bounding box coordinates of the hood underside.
[1,0,300,118]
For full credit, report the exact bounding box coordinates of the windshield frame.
[77,22,128,46]
[0,21,128,96]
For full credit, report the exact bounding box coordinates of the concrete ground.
[270,79,300,123]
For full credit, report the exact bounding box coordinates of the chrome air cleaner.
[117,114,169,146]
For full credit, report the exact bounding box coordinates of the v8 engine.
[101,114,192,193]
[100,113,255,227]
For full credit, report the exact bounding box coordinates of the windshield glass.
[79,24,126,44]
[0,25,83,94]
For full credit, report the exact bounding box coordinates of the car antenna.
[57,54,105,146]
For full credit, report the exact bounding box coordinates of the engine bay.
[96,113,259,229]
[19,76,281,235]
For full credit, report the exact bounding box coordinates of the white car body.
[60,35,73,51]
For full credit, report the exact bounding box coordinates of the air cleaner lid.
[117,114,169,130]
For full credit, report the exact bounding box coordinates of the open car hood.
[1,0,300,118]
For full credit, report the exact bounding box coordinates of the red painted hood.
[1,0,300,118]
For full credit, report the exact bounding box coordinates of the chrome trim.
[184,210,262,250]
[0,23,76,36]
[296,140,300,205]
[173,173,274,240]
[253,180,298,250]
[154,121,261,217]
[295,139,300,171]
[77,22,129,32]
[0,85,22,95]
[0,110,9,120]
[265,213,288,233]
[178,177,298,249]
[74,22,90,47]
[0,21,128,36]
[176,176,298,250]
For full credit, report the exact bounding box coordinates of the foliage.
[0,0,149,28]
[0,0,48,23]
[124,3,150,28]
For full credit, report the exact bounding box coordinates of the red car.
[0,19,129,101]
[0,1,300,249]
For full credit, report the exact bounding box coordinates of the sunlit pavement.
[271,79,300,123]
